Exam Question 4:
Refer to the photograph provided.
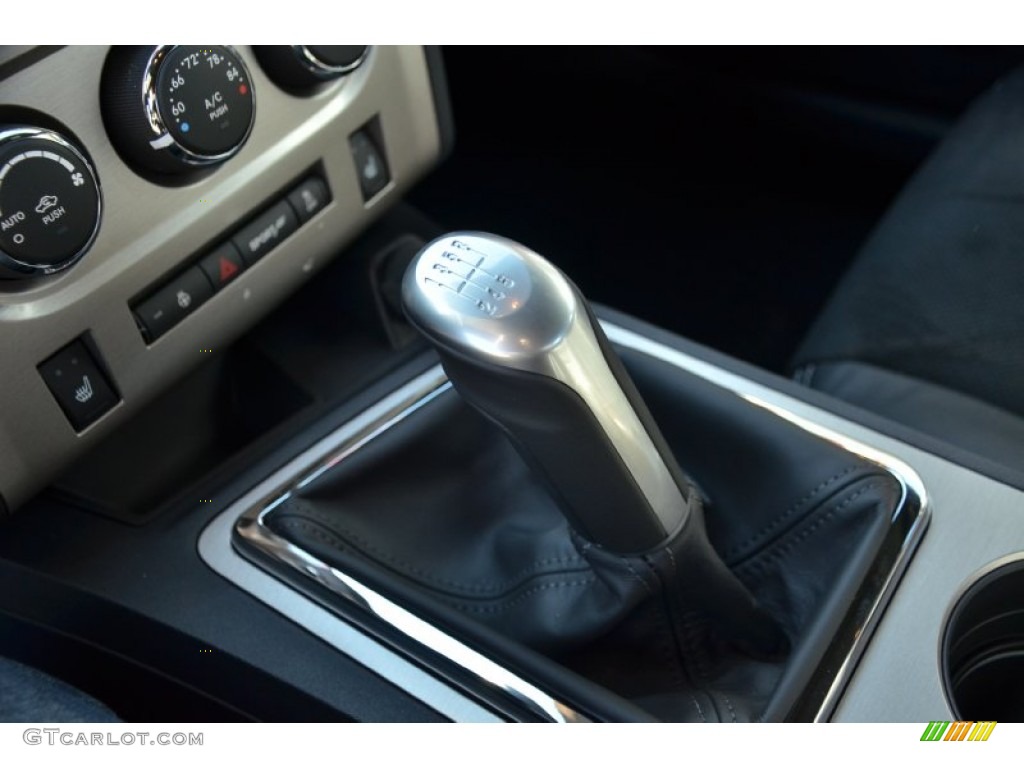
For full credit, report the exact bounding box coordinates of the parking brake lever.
[402,232,787,657]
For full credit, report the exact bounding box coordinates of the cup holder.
[943,556,1024,720]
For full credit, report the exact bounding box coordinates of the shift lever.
[403,232,787,656]
[404,232,687,553]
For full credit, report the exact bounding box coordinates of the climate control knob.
[101,45,256,176]
[254,46,368,91]
[0,126,101,279]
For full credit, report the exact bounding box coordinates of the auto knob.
[0,126,101,279]
[254,46,369,91]
[402,232,787,655]
[100,45,255,176]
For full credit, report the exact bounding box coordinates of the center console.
[1,46,1023,724]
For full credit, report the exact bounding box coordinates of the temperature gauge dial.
[102,45,256,176]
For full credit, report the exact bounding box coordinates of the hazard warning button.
[199,241,246,292]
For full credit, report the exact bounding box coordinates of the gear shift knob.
[403,232,787,656]
[403,232,695,553]
[401,232,689,553]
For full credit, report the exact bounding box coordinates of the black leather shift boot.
[261,347,902,721]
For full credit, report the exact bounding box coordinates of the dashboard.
[0,45,448,513]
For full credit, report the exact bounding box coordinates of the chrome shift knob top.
[402,233,576,366]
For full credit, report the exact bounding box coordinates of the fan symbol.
[71,172,84,187]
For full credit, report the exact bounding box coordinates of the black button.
[349,131,389,200]
[199,241,245,291]
[286,177,331,224]
[39,340,119,431]
[231,201,298,266]
[133,266,215,342]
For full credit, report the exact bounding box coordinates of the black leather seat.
[793,66,1024,474]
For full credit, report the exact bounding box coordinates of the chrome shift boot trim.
[199,321,928,722]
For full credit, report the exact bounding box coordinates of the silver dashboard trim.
[200,320,929,722]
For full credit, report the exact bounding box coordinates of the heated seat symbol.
[74,375,94,403]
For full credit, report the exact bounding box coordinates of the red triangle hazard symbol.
[219,257,239,283]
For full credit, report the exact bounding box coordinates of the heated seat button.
[133,266,214,342]
[199,241,245,291]
[231,201,298,266]
[39,340,119,431]
[286,177,331,224]
[349,130,389,200]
